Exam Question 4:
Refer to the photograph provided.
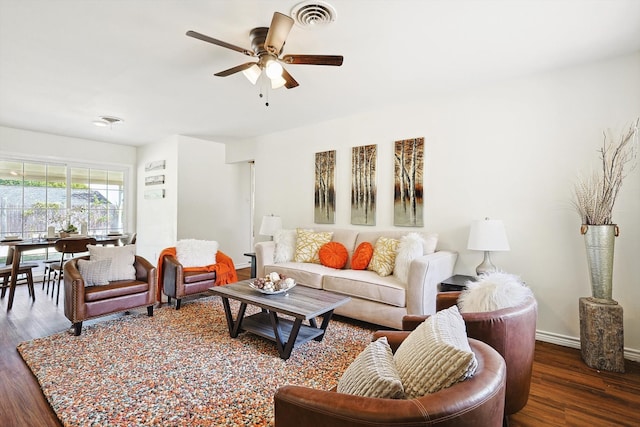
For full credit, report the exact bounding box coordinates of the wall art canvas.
[144,160,165,172]
[351,144,377,225]
[394,137,424,227]
[314,150,336,224]
[145,175,165,186]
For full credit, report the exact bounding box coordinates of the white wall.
[136,135,252,268]
[177,136,252,266]
[0,125,137,231]
[136,135,179,263]
[232,52,640,357]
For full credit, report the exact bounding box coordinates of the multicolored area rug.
[17,296,376,426]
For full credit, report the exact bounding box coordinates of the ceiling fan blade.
[214,62,258,77]
[264,12,294,55]
[281,67,299,89]
[282,54,344,66]
[186,30,255,57]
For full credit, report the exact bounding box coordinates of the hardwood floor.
[1,268,639,426]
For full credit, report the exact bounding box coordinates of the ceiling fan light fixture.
[242,64,262,85]
[271,75,287,89]
[265,60,283,79]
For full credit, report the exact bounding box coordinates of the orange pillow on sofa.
[351,242,374,270]
[319,242,349,269]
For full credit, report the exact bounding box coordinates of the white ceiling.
[1,0,639,147]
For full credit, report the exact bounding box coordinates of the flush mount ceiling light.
[93,116,124,127]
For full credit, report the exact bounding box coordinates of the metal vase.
[582,224,618,301]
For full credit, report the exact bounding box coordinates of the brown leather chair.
[404,292,538,423]
[274,334,506,427]
[63,255,156,336]
[160,254,216,309]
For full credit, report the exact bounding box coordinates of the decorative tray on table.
[249,273,296,295]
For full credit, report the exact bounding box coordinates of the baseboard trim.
[536,330,640,362]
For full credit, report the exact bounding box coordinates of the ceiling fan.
[186,11,343,90]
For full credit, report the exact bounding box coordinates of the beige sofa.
[255,229,457,329]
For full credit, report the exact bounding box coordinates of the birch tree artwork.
[394,137,424,227]
[314,150,336,224]
[351,144,377,225]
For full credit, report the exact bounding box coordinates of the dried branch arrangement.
[573,118,639,225]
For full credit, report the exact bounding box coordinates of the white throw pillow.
[458,272,533,313]
[394,305,477,398]
[77,258,112,286]
[420,232,439,255]
[337,337,405,399]
[273,229,296,263]
[176,239,218,268]
[393,233,424,283]
[87,244,136,281]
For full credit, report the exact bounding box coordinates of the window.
[0,160,127,238]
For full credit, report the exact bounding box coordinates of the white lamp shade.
[259,215,282,236]
[242,64,261,85]
[467,219,510,251]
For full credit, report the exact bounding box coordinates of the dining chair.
[0,262,38,300]
[50,237,97,305]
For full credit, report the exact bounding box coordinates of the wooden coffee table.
[209,280,350,359]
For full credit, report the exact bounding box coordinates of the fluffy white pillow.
[273,229,296,263]
[77,258,112,286]
[394,305,477,398]
[337,337,405,399]
[87,244,136,281]
[393,233,424,283]
[176,239,218,268]
[458,272,533,313]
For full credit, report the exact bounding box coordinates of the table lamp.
[259,215,282,240]
[467,217,510,275]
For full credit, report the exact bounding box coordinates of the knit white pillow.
[393,233,424,283]
[394,305,477,398]
[87,244,136,281]
[273,229,297,263]
[77,258,112,286]
[420,232,439,254]
[176,239,218,268]
[337,337,405,399]
[458,272,533,313]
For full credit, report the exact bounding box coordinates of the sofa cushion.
[393,233,424,283]
[394,305,478,398]
[294,229,333,264]
[420,232,439,254]
[77,258,111,287]
[368,237,400,276]
[323,270,406,307]
[319,242,348,269]
[337,337,405,399]
[264,262,328,289]
[351,242,374,270]
[88,244,136,281]
[274,229,297,263]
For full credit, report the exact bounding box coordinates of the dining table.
[2,235,124,311]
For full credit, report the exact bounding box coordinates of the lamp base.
[476,251,498,276]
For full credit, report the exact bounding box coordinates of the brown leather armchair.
[404,292,538,420]
[160,254,216,309]
[64,255,156,336]
[274,335,506,427]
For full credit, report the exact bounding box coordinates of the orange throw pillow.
[319,242,349,269]
[351,242,374,270]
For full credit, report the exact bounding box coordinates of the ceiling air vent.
[291,1,337,28]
